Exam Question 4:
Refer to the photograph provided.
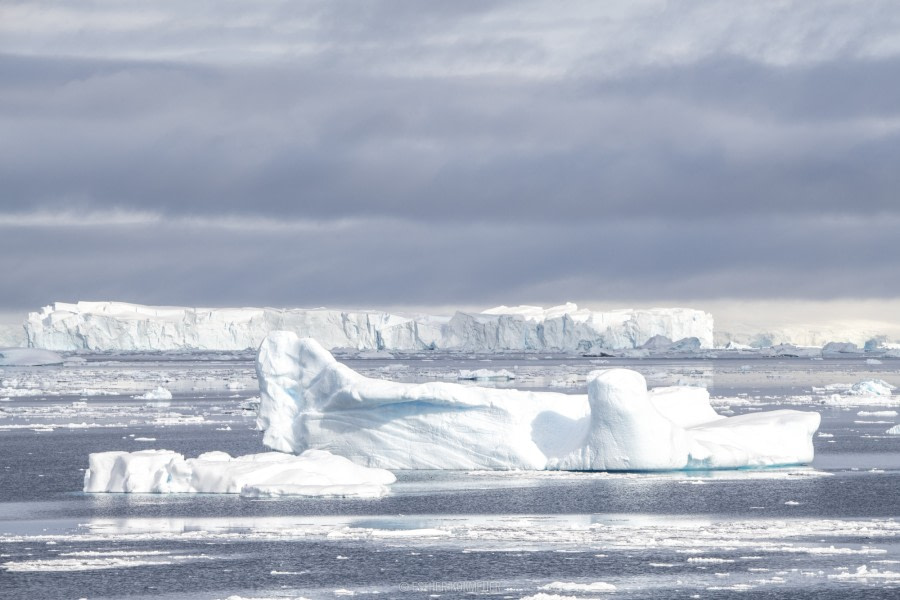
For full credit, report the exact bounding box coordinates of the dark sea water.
[1,355,899,599]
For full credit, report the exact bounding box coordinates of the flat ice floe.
[256,332,821,471]
[848,379,896,397]
[2,550,215,572]
[540,581,616,592]
[133,385,173,400]
[83,448,396,497]
[0,347,64,366]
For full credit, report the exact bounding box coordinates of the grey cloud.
[4,50,900,223]
[2,1,899,312]
[0,215,897,312]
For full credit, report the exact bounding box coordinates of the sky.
[1,1,899,326]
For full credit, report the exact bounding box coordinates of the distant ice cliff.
[24,301,714,352]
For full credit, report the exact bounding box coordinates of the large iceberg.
[256,332,821,471]
[24,301,713,352]
[83,449,396,497]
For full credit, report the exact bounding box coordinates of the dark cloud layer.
[1,215,897,311]
[1,1,899,311]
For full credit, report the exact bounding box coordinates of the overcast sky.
[2,1,899,321]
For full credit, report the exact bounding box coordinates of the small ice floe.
[83,448,396,497]
[134,386,173,401]
[1,550,213,572]
[0,348,64,366]
[144,401,171,408]
[687,557,735,564]
[828,565,900,581]
[858,410,898,417]
[538,581,616,593]
[239,397,260,412]
[457,369,516,381]
[355,349,394,359]
[153,414,204,425]
[848,380,895,397]
[886,424,900,435]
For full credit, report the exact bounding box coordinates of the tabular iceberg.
[25,301,713,352]
[83,449,396,497]
[256,332,821,471]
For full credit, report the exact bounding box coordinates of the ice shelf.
[25,301,714,352]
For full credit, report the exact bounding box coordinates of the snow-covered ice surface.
[256,333,820,470]
[2,351,900,598]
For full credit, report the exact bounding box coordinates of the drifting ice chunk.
[639,335,701,353]
[724,341,754,350]
[0,348,64,366]
[256,333,821,471]
[83,449,396,497]
[822,341,863,356]
[848,379,896,397]
[540,581,616,593]
[134,386,173,400]
[765,344,822,358]
[83,449,177,493]
[457,369,516,381]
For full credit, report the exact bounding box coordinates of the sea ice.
[0,347,64,366]
[848,380,896,397]
[457,368,516,380]
[255,333,821,471]
[1,550,213,572]
[822,341,863,356]
[540,581,616,592]
[134,386,173,400]
[83,448,396,497]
